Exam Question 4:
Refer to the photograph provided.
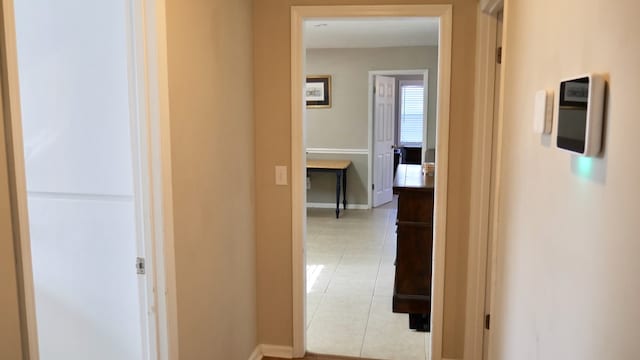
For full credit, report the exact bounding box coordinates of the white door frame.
[464,5,504,360]
[367,69,428,209]
[0,0,179,359]
[291,5,452,359]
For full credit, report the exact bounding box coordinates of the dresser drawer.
[397,189,434,224]
[394,224,433,296]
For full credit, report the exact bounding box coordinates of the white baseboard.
[248,345,262,360]
[306,147,368,155]
[306,202,369,210]
[259,344,294,359]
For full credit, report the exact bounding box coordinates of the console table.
[306,159,351,218]
[392,164,434,331]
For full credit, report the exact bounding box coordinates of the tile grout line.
[306,210,346,334]
[306,292,325,331]
[359,210,388,358]
[323,236,346,294]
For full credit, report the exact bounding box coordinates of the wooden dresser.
[392,164,434,331]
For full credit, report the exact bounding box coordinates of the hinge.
[496,47,503,64]
[373,85,376,94]
[485,314,491,330]
[136,257,146,275]
[372,183,375,190]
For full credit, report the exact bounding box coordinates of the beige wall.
[165,0,257,359]
[0,107,24,359]
[492,0,640,359]
[306,46,438,206]
[254,1,477,357]
[306,46,438,149]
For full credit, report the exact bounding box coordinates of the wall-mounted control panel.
[556,74,605,156]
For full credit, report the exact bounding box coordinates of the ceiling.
[304,17,439,49]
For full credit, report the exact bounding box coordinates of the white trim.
[142,0,180,358]
[126,1,156,358]
[486,4,508,360]
[430,8,453,360]
[290,7,307,357]
[464,7,499,360]
[246,344,294,360]
[306,202,369,210]
[480,0,504,15]
[260,344,294,359]
[368,69,429,75]
[306,147,368,155]
[292,6,453,360]
[0,1,39,357]
[367,68,427,209]
[248,346,263,360]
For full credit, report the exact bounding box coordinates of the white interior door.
[13,1,147,359]
[373,75,396,207]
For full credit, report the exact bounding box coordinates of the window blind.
[399,85,424,145]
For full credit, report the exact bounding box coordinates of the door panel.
[373,75,396,207]
[15,0,134,197]
[27,197,142,360]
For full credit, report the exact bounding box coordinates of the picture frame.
[306,75,331,108]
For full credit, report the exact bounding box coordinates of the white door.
[13,1,148,359]
[373,75,396,207]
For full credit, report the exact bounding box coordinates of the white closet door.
[14,1,146,359]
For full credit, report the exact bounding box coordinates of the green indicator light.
[576,156,593,177]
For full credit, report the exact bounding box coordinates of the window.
[398,81,424,146]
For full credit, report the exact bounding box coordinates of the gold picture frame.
[305,75,332,108]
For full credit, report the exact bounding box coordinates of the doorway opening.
[368,69,431,209]
[292,5,453,360]
[305,34,434,359]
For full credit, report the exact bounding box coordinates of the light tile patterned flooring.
[306,199,430,360]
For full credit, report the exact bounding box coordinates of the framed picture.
[306,75,331,108]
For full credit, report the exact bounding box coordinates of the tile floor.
[305,198,430,360]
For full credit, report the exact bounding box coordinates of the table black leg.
[342,169,347,211]
[335,171,341,218]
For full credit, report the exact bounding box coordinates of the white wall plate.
[533,90,553,134]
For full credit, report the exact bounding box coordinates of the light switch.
[533,90,553,134]
[275,165,288,186]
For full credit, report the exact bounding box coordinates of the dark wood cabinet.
[392,164,434,331]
